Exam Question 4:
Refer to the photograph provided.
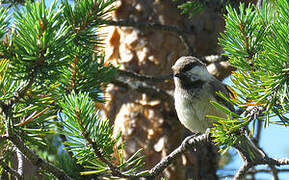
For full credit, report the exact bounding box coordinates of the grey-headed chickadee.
[172,56,265,162]
[172,56,233,133]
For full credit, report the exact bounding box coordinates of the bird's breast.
[174,87,225,133]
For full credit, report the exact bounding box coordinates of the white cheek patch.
[186,66,211,81]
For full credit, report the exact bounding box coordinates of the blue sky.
[219,78,289,179]
[220,124,289,179]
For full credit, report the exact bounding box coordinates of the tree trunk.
[101,0,225,179]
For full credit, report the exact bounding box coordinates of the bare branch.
[268,164,279,180]
[114,54,230,84]
[116,69,173,83]
[249,168,289,174]
[233,152,289,179]
[77,133,210,178]
[111,78,174,106]
[221,168,289,178]
[201,54,229,64]
[273,158,289,165]
[254,119,263,145]
[104,20,191,37]
[147,133,210,178]
[233,162,252,180]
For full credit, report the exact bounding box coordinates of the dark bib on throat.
[181,79,205,90]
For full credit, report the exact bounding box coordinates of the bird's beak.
[174,73,180,78]
[174,73,183,78]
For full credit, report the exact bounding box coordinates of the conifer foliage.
[0,0,144,179]
[1,0,289,179]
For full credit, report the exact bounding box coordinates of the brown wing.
[209,78,235,112]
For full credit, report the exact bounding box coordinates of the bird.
[172,56,265,163]
[172,56,233,133]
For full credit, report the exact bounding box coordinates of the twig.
[116,69,173,83]
[234,162,253,180]
[201,54,229,65]
[233,155,289,179]
[249,168,289,174]
[0,156,23,180]
[114,54,229,85]
[268,164,279,180]
[8,132,72,180]
[111,78,174,106]
[273,158,289,165]
[74,107,128,178]
[255,119,262,145]
[220,168,289,178]
[104,20,191,37]
[104,20,195,55]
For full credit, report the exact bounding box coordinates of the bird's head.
[172,56,211,85]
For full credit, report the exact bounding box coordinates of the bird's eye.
[182,63,197,72]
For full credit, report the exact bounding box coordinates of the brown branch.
[234,162,253,180]
[111,78,174,107]
[104,20,191,37]
[233,157,289,180]
[104,20,195,55]
[116,69,173,83]
[8,132,72,180]
[220,168,289,178]
[146,133,210,178]
[254,119,263,145]
[268,164,279,180]
[0,156,23,180]
[249,168,289,174]
[78,132,210,178]
[201,54,229,65]
[114,54,230,85]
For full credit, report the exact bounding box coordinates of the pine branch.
[233,106,289,179]
[104,20,195,55]
[9,72,34,105]
[73,106,128,178]
[7,132,72,180]
[0,156,23,180]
